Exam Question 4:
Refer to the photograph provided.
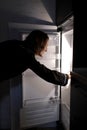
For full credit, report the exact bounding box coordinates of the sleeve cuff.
[63,74,68,86]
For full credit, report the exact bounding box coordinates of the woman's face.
[38,39,48,57]
[40,41,48,56]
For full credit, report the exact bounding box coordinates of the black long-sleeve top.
[0,40,68,85]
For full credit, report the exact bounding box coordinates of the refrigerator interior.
[20,31,61,128]
[22,32,60,104]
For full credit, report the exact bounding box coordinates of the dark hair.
[24,30,49,53]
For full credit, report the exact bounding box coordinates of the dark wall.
[73,12,87,68]
[70,69,87,130]
[0,80,10,129]
[70,3,87,129]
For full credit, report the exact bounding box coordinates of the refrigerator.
[20,15,73,129]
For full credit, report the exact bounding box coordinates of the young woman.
[0,30,70,85]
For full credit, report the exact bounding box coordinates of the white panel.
[61,29,73,108]
[61,29,73,130]
[22,69,55,100]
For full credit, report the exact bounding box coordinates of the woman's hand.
[67,72,71,79]
[68,74,71,79]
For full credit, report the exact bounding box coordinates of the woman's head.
[24,30,49,56]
